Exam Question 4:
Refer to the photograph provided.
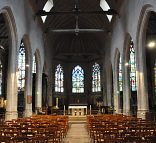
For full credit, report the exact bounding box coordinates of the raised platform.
[68,115,87,124]
[68,105,87,116]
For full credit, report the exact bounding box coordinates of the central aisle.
[63,123,92,143]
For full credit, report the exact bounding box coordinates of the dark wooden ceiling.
[32,0,123,61]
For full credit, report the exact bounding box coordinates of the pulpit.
[68,105,87,116]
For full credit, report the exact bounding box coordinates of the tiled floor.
[62,123,92,143]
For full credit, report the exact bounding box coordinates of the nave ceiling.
[33,0,123,62]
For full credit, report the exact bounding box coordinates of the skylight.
[41,0,53,23]
[100,0,112,22]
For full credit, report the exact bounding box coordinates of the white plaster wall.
[108,0,156,115]
[0,0,45,68]
[111,0,156,65]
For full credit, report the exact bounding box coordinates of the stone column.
[24,63,32,117]
[113,58,120,114]
[137,71,149,119]
[113,74,120,114]
[106,64,113,107]
[47,72,53,107]
[136,11,149,119]
[123,63,131,115]
[5,44,18,121]
[35,68,42,112]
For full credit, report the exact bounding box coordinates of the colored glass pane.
[129,40,137,91]
[18,42,25,91]
[32,55,36,73]
[92,63,101,92]
[72,65,84,93]
[119,57,123,91]
[55,64,64,92]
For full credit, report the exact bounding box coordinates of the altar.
[68,105,87,116]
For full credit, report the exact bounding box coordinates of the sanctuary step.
[68,115,87,123]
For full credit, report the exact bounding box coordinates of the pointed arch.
[72,65,84,93]
[123,33,137,115]
[0,6,19,120]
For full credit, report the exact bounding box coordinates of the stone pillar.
[137,70,149,119]
[24,64,32,117]
[106,65,113,107]
[35,68,42,112]
[113,64,120,114]
[47,81,53,107]
[113,83,120,114]
[103,86,107,106]
[5,45,18,121]
[123,63,131,115]
[136,11,149,119]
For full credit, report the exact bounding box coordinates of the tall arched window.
[119,57,123,91]
[18,41,26,91]
[92,62,101,92]
[32,55,36,73]
[72,65,84,93]
[0,61,2,96]
[129,40,137,91]
[55,64,64,92]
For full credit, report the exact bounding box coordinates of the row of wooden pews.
[0,115,69,142]
[87,114,156,143]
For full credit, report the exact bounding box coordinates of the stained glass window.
[72,65,84,93]
[0,61,2,95]
[119,57,123,91]
[55,64,64,92]
[92,62,101,92]
[32,55,36,73]
[18,42,26,91]
[129,40,137,91]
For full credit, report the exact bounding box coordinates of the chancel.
[0,0,156,142]
[68,105,87,116]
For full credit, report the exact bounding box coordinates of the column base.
[5,111,18,121]
[122,109,131,116]
[137,110,149,119]
[117,109,123,114]
[24,109,32,117]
